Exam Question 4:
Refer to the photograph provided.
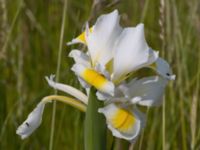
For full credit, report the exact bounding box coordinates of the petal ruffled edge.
[69,49,91,67]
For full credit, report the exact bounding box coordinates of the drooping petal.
[123,76,168,106]
[45,75,88,104]
[150,57,176,80]
[16,101,46,139]
[71,64,114,96]
[98,104,145,141]
[113,24,158,82]
[86,10,122,66]
[69,49,91,67]
[67,27,93,45]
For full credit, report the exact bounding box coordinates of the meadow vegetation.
[0,0,200,149]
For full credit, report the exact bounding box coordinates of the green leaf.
[84,87,107,150]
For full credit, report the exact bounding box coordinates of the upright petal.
[124,76,168,106]
[16,101,46,139]
[99,104,145,141]
[113,24,158,81]
[86,10,122,66]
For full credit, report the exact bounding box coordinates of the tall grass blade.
[49,0,67,149]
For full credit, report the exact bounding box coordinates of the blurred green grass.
[0,0,200,149]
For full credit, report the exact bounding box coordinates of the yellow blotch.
[82,68,108,90]
[149,62,157,69]
[111,108,135,133]
[77,27,93,44]
[105,59,113,74]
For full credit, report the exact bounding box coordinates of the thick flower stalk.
[16,10,175,146]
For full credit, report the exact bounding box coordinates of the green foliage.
[84,87,106,150]
[0,0,200,149]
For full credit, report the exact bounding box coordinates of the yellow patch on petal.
[149,62,157,69]
[105,59,113,74]
[111,108,135,133]
[82,68,108,90]
[76,27,93,44]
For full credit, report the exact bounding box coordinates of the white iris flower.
[16,9,175,142]
[68,10,160,99]
[16,73,171,141]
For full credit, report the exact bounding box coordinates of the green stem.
[139,108,150,150]
[1,0,23,58]
[162,96,166,150]
[84,87,107,150]
[49,0,67,150]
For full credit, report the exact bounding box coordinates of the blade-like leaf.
[84,87,107,150]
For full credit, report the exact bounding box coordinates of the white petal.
[71,63,86,76]
[117,81,136,98]
[98,104,145,141]
[86,10,122,66]
[113,24,158,81]
[16,102,46,139]
[67,38,83,45]
[45,75,88,104]
[71,64,115,96]
[96,84,127,101]
[77,76,90,89]
[77,76,91,95]
[154,57,176,80]
[94,63,111,80]
[145,48,159,67]
[69,49,91,67]
[96,91,111,101]
[124,76,168,106]
[105,97,128,105]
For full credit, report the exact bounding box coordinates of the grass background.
[0,0,200,149]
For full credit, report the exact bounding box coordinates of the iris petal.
[99,103,145,141]
[86,10,122,66]
[72,64,114,96]
[113,24,158,82]
[123,76,168,106]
